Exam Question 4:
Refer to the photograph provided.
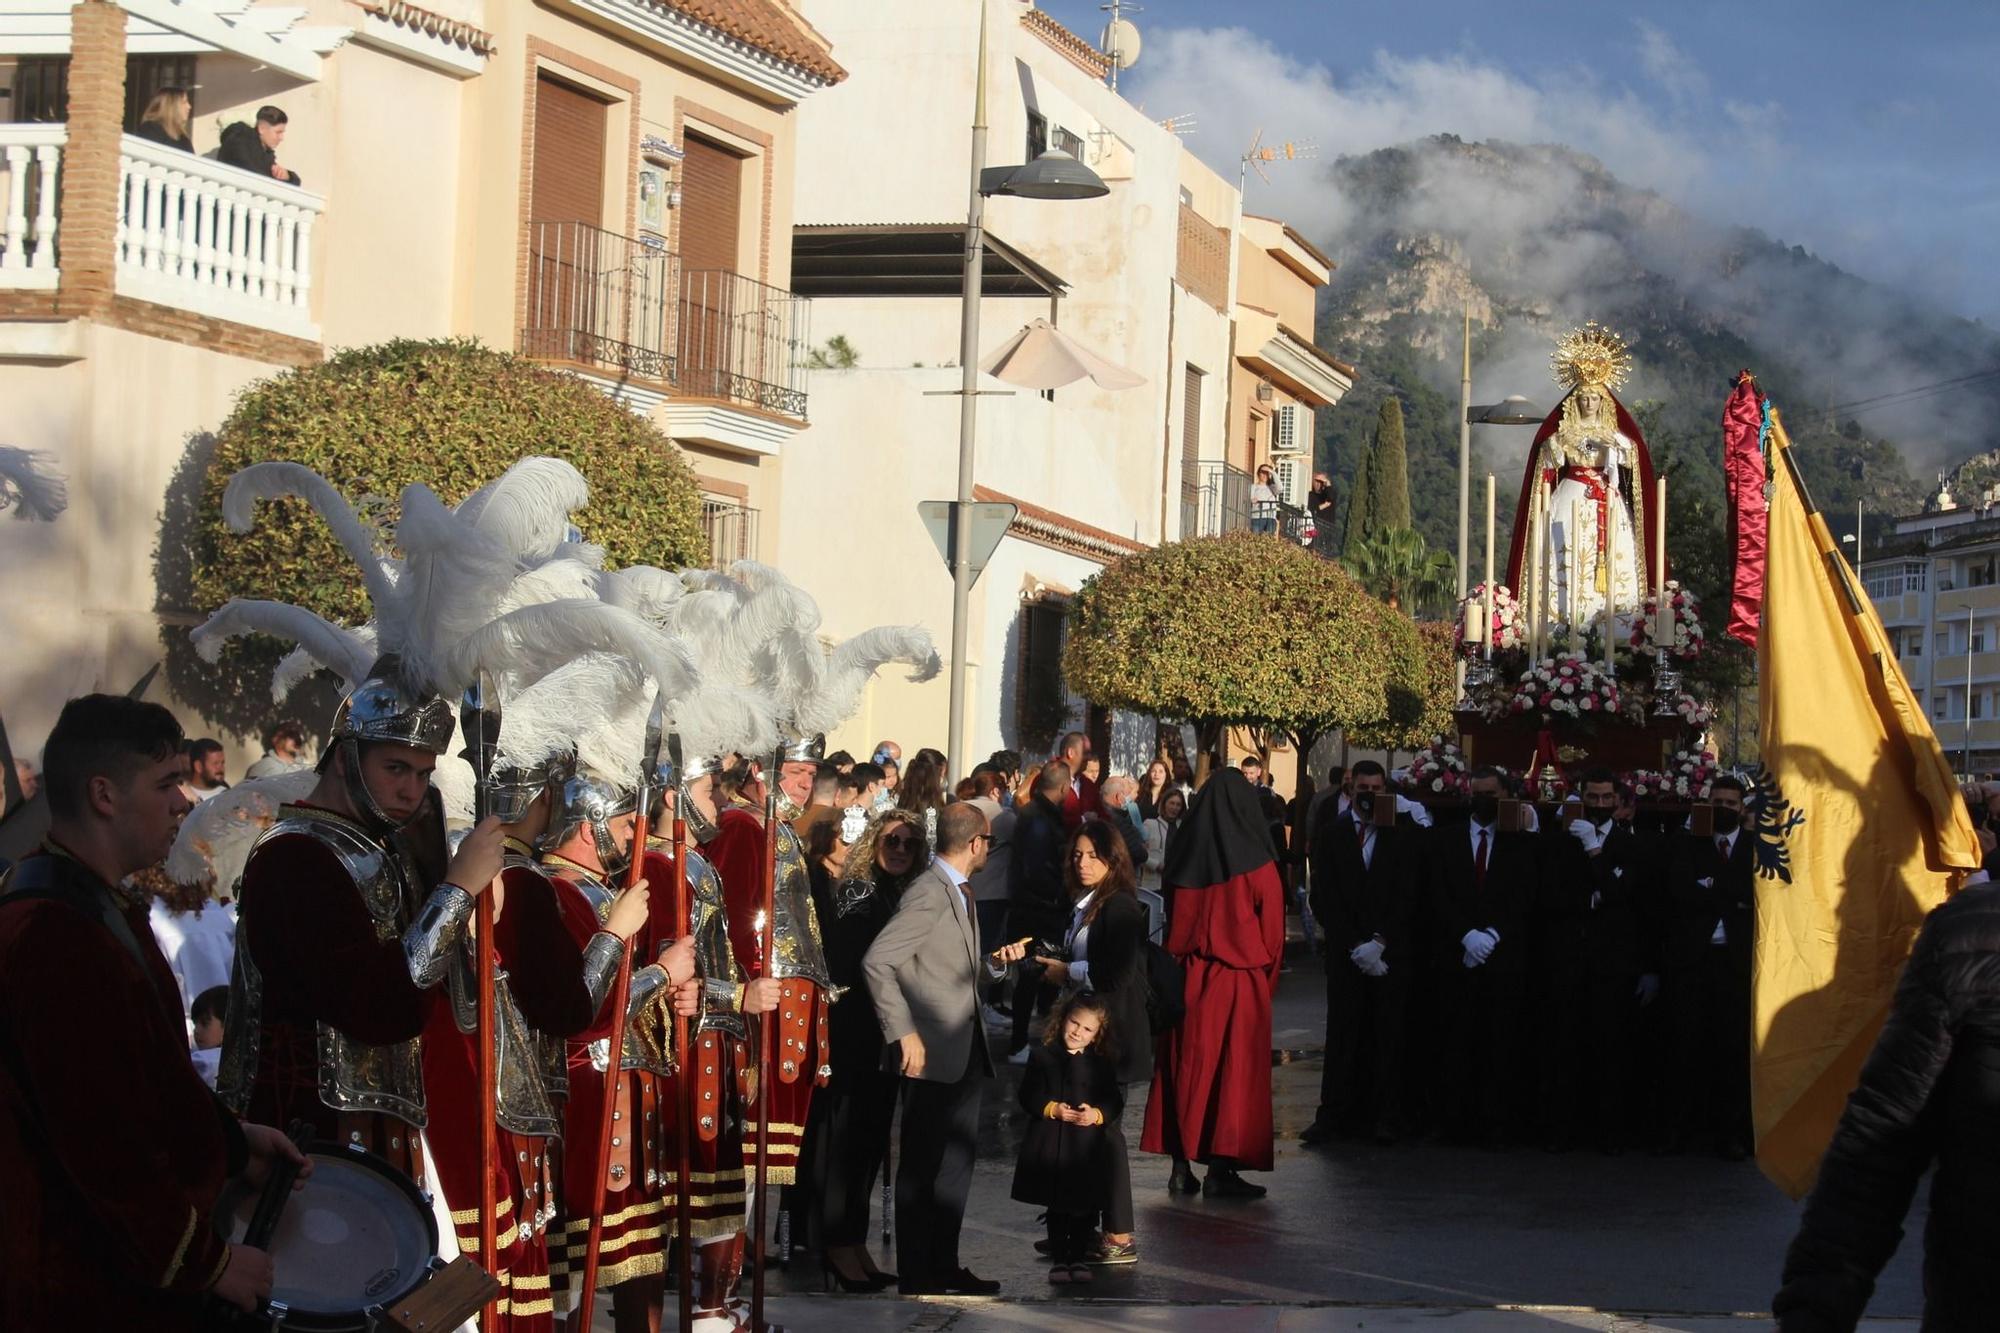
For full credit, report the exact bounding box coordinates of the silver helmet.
[549,756,639,878]
[326,655,454,833]
[677,749,726,845]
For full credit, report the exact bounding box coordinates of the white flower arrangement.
[1631,580,1707,660]
[1405,736,1469,796]
[1510,651,1620,720]
[1456,582,1522,656]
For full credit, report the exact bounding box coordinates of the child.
[189,984,228,1088]
[1011,994,1124,1285]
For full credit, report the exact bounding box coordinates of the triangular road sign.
[917,500,1016,586]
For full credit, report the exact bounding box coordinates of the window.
[1016,597,1069,751]
[1969,557,1999,588]
[1025,110,1049,163]
[1053,125,1086,158]
[1936,693,1949,720]
[1974,692,1987,721]
[1977,631,1989,654]
[1939,632,1953,656]
[1863,561,1928,598]
[1910,633,1923,657]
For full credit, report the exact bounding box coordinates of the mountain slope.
[1309,136,1995,602]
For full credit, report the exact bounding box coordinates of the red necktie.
[1717,835,1730,861]
[1475,828,1490,888]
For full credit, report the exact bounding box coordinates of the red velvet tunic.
[1,846,243,1332]
[707,808,825,1186]
[421,859,593,1331]
[236,806,435,1171]
[1140,863,1285,1170]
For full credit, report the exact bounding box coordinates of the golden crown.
[1551,322,1632,393]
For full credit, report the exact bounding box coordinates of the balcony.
[1183,460,1249,538]
[521,220,813,453]
[700,497,759,569]
[0,127,325,341]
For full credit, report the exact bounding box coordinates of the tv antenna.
[1158,113,1196,137]
[1099,0,1142,92]
[1240,128,1317,192]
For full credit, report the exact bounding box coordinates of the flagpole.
[1966,604,1975,776]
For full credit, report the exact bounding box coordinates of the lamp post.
[945,0,1109,779]
[1966,602,1977,776]
[1451,395,1541,704]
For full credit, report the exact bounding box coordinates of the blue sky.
[1040,1,2000,324]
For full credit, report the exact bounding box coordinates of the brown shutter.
[1181,365,1203,467]
[678,134,743,274]
[531,75,607,226]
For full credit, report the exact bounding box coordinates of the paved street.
[723,940,1927,1330]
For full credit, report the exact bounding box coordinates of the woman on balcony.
[1250,465,1281,535]
[135,86,194,154]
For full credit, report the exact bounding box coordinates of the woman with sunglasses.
[1030,822,1152,1267]
[800,807,928,1291]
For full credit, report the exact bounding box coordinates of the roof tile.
[656,0,846,83]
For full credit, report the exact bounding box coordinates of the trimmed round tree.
[160,338,707,736]
[1063,532,1411,773]
[1345,618,1457,753]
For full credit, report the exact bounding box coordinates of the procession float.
[1407,324,1724,806]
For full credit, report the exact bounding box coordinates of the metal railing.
[1182,460,1250,537]
[1276,501,1316,546]
[677,268,811,420]
[522,220,680,385]
[701,497,759,569]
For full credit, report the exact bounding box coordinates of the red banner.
[1723,371,1769,647]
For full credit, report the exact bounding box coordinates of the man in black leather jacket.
[1004,763,1071,1056]
[1774,871,2000,1330]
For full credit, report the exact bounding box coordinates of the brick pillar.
[57,0,127,317]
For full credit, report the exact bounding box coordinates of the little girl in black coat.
[1011,993,1123,1283]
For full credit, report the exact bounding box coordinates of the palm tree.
[1344,527,1456,616]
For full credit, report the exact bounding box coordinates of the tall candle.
[1531,488,1547,661]
[1567,500,1581,652]
[1601,500,1616,674]
[1484,474,1497,662]
[1653,476,1669,645]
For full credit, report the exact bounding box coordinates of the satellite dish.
[1100,18,1142,70]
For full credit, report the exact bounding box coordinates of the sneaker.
[1006,1045,1032,1065]
[1088,1240,1138,1266]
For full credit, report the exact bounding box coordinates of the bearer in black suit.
[1537,770,1658,1152]
[1300,761,1419,1146]
[1421,766,1539,1146]
[1660,773,1756,1159]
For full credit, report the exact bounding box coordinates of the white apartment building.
[781,0,1351,769]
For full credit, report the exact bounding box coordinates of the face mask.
[871,787,895,812]
[1352,791,1376,819]
[1469,795,1500,825]
[1712,808,1742,835]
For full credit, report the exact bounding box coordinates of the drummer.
[0,695,310,1330]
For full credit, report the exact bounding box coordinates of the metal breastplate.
[555,862,671,1077]
[768,823,831,989]
[220,809,429,1126]
[689,848,748,1040]
[445,947,562,1140]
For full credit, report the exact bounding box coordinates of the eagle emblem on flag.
[1744,763,1805,884]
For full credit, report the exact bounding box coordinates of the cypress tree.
[1373,395,1412,532]
[1341,435,1376,562]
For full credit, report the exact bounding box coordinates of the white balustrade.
[0,126,65,290]
[115,134,326,339]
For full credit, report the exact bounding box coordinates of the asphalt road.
[603,941,1928,1328]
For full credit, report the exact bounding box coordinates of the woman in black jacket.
[799,807,925,1291]
[1032,820,1152,1266]
[134,86,194,153]
[1774,879,2000,1330]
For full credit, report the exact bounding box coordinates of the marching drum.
[213,1140,443,1331]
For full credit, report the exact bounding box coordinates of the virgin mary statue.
[1503,324,1663,638]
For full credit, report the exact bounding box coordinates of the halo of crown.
[1550,322,1632,394]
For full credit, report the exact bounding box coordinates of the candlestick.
[1484,474,1497,662]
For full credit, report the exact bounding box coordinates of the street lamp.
[945,2,1110,780]
[1467,396,1545,426]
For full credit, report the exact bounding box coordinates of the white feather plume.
[221,463,397,611]
[431,719,476,827]
[673,680,781,762]
[495,653,646,774]
[387,483,520,695]
[452,457,591,563]
[600,565,686,625]
[166,770,319,893]
[496,556,607,615]
[0,446,68,521]
[446,598,698,712]
[191,600,378,698]
[271,621,379,699]
[791,625,942,738]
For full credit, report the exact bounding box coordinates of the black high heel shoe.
[822,1247,890,1293]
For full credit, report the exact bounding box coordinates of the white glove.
[1459,928,1497,966]
[1349,938,1386,972]
[1567,819,1601,852]
[1396,794,1435,828]
[1361,955,1389,978]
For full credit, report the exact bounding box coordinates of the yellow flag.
[1753,410,1980,1198]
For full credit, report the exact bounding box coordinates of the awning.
[979,319,1145,392]
[791,223,1067,298]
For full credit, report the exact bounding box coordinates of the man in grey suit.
[864,801,1028,1295]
